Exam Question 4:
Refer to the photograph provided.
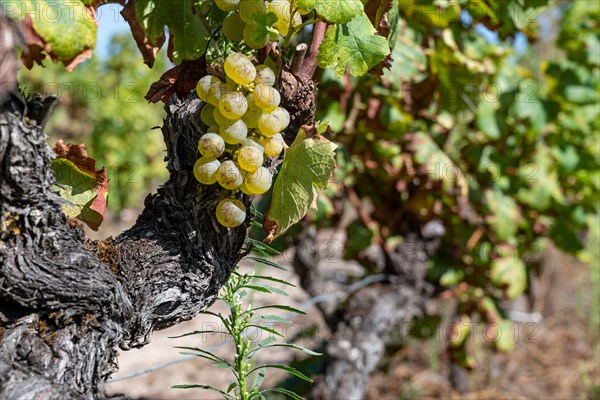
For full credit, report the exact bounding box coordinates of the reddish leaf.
[121,0,165,68]
[52,140,109,231]
[145,57,207,103]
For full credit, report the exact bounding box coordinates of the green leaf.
[240,284,288,296]
[136,0,209,63]
[168,330,230,339]
[264,128,337,240]
[249,343,322,358]
[252,367,266,391]
[171,384,233,399]
[490,255,526,299]
[484,189,521,242]
[250,305,306,315]
[249,275,296,287]
[313,0,363,24]
[11,0,97,69]
[261,387,304,400]
[246,256,287,270]
[51,141,108,231]
[249,364,313,382]
[249,12,279,41]
[253,314,290,323]
[246,324,284,338]
[317,12,390,77]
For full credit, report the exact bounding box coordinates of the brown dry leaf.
[145,57,207,103]
[121,0,164,68]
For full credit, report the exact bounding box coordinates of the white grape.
[239,182,254,195]
[242,93,263,128]
[196,75,226,106]
[241,137,264,152]
[224,52,257,85]
[216,0,240,12]
[237,145,264,172]
[257,108,289,136]
[222,13,245,42]
[193,158,221,185]
[219,91,248,120]
[263,133,284,157]
[244,166,273,194]
[268,0,298,36]
[254,65,276,86]
[220,119,248,144]
[217,160,244,189]
[239,0,267,24]
[200,104,217,126]
[243,23,268,49]
[198,133,225,159]
[216,198,246,228]
[213,107,237,128]
[253,84,280,111]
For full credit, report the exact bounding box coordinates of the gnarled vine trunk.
[0,91,249,399]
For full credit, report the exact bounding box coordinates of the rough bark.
[293,220,444,400]
[0,91,249,399]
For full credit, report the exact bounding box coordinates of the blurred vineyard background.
[17,0,599,399]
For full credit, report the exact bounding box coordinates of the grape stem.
[302,21,327,79]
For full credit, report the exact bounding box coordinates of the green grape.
[241,137,264,152]
[243,24,268,49]
[242,94,263,128]
[216,0,240,12]
[216,198,246,228]
[201,104,217,126]
[213,107,237,128]
[239,0,266,24]
[254,65,276,86]
[263,133,284,157]
[208,125,220,133]
[239,182,253,195]
[253,84,280,111]
[196,75,226,106]
[193,157,221,185]
[222,13,245,42]
[217,160,244,189]
[198,133,225,159]
[219,91,248,120]
[271,106,290,130]
[220,119,248,144]
[244,166,272,194]
[268,0,298,36]
[257,107,289,136]
[224,52,257,85]
[237,145,264,172]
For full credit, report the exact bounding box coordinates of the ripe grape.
[219,91,248,120]
[201,104,217,126]
[198,133,225,159]
[243,23,268,49]
[220,119,248,144]
[253,84,280,111]
[242,94,263,128]
[193,158,221,185]
[239,182,254,195]
[241,137,264,152]
[222,13,245,42]
[237,145,264,172]
[213,107,237,128]
[239,0,266,24]
[258,107,289,136]
[217,160,244,189]
[244,166,273,194]
[197,75,226,106]
[254,65,276,86]
[224,52,256,85]
[263,133,284,157]
[268,0,300,36]
[216,0,240,12]
[216,198,246,228]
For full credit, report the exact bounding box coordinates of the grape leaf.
[248,12,279,42]
[51,140,109,231]
[317,12,390,77]
[7,0,97,70]
[313,0,363,24]
[135,0,208,63]
[484,189,521,242]
[490,255,526,299]
[264,127,337,242]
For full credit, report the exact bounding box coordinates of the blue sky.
[95,3,129,59]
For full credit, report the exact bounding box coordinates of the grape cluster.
[194,52,290,227]
[220,0,303,48]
